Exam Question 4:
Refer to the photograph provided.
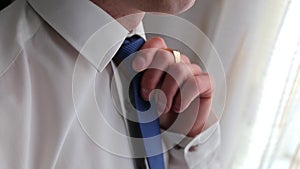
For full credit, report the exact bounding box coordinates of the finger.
[132,37,167,72]
[189,63,203,75]
[140,49,174,100]
[159,97,211,137]
[184,97,211,137]
[172,73,214,113]
[159,97,201,135]
[180,54,191,64]
[158,63,201,113]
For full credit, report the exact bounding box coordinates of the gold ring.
[164,48,181,63]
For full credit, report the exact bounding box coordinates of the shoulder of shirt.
[0,0,42,78]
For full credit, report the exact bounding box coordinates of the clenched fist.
[132,37,214,137]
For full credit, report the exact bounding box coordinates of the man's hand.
[132,37,214,137]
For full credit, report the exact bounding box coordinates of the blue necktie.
[113,35,165,169]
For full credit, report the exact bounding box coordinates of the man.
[0,0,220,168]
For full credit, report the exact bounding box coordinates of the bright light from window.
[241,0,300,168]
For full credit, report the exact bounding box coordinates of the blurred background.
[175,0,300,168]
[1,0,299,168]
[144,0,300,168]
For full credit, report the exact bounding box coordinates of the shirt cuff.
[162,112,221,169]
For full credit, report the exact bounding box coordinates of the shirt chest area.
[0,31,134,168]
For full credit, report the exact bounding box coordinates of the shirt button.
[188,145,199,152]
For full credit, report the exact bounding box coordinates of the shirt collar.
[27,0,136,72]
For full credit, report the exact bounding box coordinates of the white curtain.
[179,0,300,168]
[145,0,300,168]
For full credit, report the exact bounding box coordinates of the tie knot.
[113,35,145,66]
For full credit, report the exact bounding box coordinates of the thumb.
[132,37,167,71]
[141,36,167,50]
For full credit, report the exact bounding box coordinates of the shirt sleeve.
[162,113,221,169]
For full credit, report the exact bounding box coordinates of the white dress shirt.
[0,0,220,169]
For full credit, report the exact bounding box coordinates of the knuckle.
[181,55,191,63]
[170,63,185,74]
[185,76,198,90]
[156,49,173,63]
[176,93,190,112]
[204,73,215,92]
[140,48,155,61]
[167,63,190,80]
[161,84,178,111]
[138,48,148,58]
[192,63,203,72]
[195,73,214,98]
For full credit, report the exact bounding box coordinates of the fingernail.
[172,104,181,113]
[132,57,146,71]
